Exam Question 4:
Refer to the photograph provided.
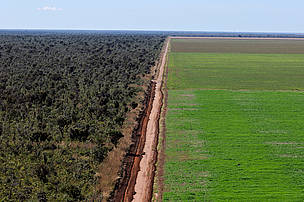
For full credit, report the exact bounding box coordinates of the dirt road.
[131,40,169,202]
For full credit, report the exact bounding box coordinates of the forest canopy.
[0,32,165,201]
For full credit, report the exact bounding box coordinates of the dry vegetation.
[171,38,304,54]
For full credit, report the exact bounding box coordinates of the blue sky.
[1,0,303,33]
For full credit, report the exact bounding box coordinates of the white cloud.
[37,6,63,11]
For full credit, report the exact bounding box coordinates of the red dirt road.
[132,40,169,202]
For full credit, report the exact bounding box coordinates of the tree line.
[0,32,165,201]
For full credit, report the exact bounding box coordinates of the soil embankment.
[111,39,169,202]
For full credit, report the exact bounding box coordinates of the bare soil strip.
[132,40,169,202]
[123,82,156,202]
[153,42,169,201]
[111,82,155,202]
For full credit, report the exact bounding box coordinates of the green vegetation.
[0,32,165,201]
[164,38,304,201]
[168,52,304,90]
[165,90,304,201]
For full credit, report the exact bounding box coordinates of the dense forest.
[0,32,165,201]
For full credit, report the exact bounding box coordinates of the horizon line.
[0,28,304,35]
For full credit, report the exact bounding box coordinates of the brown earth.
[170,37,304,54]
[99,60,157,201]
[123,81,156,202]
[132,39,169,202]
[109,82,155,202]
[153,48,169,201]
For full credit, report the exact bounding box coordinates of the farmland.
[162,38,304,201]
[168,53,304,90]
[171,38,304,54]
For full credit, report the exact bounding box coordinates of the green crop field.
[163,38,304,201]
[168,52,304,90]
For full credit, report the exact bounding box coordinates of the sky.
[1,0,304,33]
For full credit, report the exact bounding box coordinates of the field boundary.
[132,38,169,202]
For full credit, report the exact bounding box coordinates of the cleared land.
[168,53,304,90]
[133,39,169,202]
[171,38,304,54]
[163,38,304,201]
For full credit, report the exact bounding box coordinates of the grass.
[164,90,304,201]
[163,38,304,201]
[168,52,304,90]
